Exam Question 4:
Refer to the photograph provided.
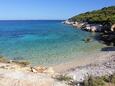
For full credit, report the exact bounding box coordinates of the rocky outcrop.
[64,20,103,32]
[111,24,115,32]
[72,22,86,28]
[31,66,55,75]
[63,20,74,25]
[84,24,102,32]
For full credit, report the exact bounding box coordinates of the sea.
[0,20,105,65]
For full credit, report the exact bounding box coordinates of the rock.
[43,67,55,75]
[64,20,74,25]
[32,66,55,75]
[32,66,47,73]
[72,22,86,28]
[111,24,115,31]
[83,38,91,43]
[31,67,38,73]
[90,26,97,32]
[85,24,91,31]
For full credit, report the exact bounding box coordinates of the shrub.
[109,74,115,84]
[55,74,72,81]
[70,6,115,24]
[100,75,110,82]
[0,56,8,63]
[12,60,30,67]
[83,76,105,86]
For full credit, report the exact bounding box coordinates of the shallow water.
[0,20,105,65]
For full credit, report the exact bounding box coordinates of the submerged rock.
[82,37,91,43]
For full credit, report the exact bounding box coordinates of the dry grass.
[12,60,30,67]
[82,74,115,86]
[55,74,72,81]
[0,56,8,63]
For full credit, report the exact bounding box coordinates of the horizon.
[0,19,65,21]
[0,0,115,20]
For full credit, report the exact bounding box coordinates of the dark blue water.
[0,20,104,65]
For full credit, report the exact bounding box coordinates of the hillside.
[69,6,115,24]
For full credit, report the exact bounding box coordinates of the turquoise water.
[0,20,104,65]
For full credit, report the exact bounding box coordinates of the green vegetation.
[0,56,8,63]
[83,76,105,86]
[55,74,115,86]
[0,55,30,67]
[12,60,30,67]
[55,74,72,81]
[69,6,115,24]
[109,74,115,84]
[82,74,115,86]
[69,6,115,46]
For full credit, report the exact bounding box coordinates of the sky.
[0,0,115,20]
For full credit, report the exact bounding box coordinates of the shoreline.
[0,46,115,86]
[52,51,115,73]
[0,21,115,86]
[63,20,102,32]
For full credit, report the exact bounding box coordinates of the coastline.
[63,20,103,32]
[0,20,115,86]
[0,46,115,86]
[52,51,115,73]
[0,49,114,86]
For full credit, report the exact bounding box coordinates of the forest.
[69,6,115,24]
